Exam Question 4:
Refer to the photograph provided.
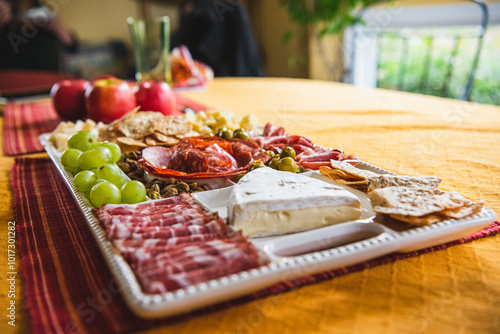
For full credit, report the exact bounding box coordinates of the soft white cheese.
[227,167,362,237]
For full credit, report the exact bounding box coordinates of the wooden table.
[1,77,499,333]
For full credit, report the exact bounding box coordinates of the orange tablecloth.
[1,78,500,333]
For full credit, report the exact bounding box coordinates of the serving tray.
[39,133,497,319]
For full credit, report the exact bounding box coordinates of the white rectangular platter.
[39,133,497,319]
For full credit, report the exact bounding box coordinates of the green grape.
[61,148,82,173]
[67,131,98,152]
[96,164,129,188]
[78,148,110,170]
[99,142,121,163]
[73,170,97,194]
[89,181,121,207]
[94,145,113,163]
[85,178,107,199]
[121,180,147,204]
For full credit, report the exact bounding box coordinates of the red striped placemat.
[12,157,500,334]
[2,95,208,156]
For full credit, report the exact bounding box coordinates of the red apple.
[85,78,137,123]
[135,81,180,116]
[50,79,89,121]
[90,74,116,84]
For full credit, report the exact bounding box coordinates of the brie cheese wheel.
[227,167,362,237]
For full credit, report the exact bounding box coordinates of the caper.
[278,157,298,173]
[267,158,280,170]
[280,146,296,159]
[248,160,265,172]
[233,129,250,140]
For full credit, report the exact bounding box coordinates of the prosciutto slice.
[254,122,359,170]
[97,191,270,294]
[133,237,269,294]
[106,219,229,240]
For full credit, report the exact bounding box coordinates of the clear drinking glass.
[127,16,171,84]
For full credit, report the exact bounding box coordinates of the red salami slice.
[141,146,173,170]
[205,144,238,172]
[140,136,247,179]
[262,122,285,137]
[228,138,270,166]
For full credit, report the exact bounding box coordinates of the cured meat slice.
[113,234,227,253]
[139,160,247,179]
[98,204,203,223]
[140,136,248,179]
[104,216,215,238]
[204,144,238,172]
[262,122,285,137]
[296,151,359,170]
[96,178,271,295]
[101,207,208,224]
[97,193,195,216]
[106,219,229,240]
[140,146,172,170]
[103,213,216,229]
[144,136,237,173]
[114,234,235,263]
[133,237,270,293]
[228,138,270,166]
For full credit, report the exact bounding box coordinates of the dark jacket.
[171,0,263,77]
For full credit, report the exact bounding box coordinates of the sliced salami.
[139,136,248,179]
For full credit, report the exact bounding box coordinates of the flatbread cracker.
[440,201,484,219]
[369,187,468,217]
[116,137,148,148]
[327,160,380,180]
[152,132,179,146]
[109,106,140,131]
[389,213,443,226]
[367,175,441,191]
[118,112,165,139]
[153,116,191,136]
[144,136,158,146]
[369,186,484,226]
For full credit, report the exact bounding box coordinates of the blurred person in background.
[171,0,263,77]
[0,0,77,71]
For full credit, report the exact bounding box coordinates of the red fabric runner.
[12,157,500,334]
[0,70,74,97]
[2,96,208,156]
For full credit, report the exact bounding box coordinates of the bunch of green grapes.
[60,130,147,207]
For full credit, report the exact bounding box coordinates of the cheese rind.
[227,167,362,237]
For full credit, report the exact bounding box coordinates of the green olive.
[280,146,296,159]
[265,150,275,159]
[233,129,250,140]
[215,127,226,137]
[220,129,233,140]
[267,158,280,170]
[248,160,265,172]
[278,157,298,173]
[233,173,245,183]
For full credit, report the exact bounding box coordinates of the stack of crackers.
[98,108,198,151]
[320,160,484,226]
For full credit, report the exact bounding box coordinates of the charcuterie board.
[39,133,497,319]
